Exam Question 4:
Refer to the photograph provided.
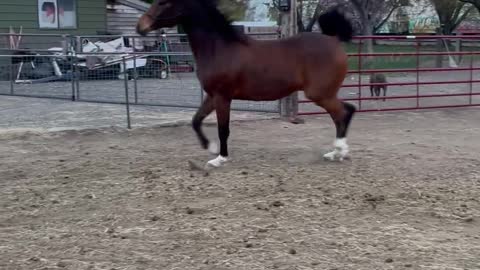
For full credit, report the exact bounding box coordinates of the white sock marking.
[206,155,228,168]
[324,138,349,161]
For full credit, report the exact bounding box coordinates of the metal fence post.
[10,60,14,95]
[358,39,362,111]
[68,35,75,101]
[71,55,76,101]
[416,40,420,108]
[74,56,80,100]
[133,55,138,104]
[280,96,291,117]
[469,52,473,105]
[123,57,132,129]
[76,36,82,53]
[435,28,443,68]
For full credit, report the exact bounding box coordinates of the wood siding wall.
[0,0,107,35]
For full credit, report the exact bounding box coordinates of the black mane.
[181,0,247,43]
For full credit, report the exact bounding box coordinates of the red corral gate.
[298,35,480,115]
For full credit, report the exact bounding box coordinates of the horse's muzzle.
[136,15,153,36]
[136,24,150,36]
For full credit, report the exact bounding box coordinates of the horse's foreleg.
[192,95,218,154]
[317,98,356,161]
[206,95,232,168]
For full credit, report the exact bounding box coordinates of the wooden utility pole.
[279,0,303,123]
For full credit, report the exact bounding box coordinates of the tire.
[160,70,168,79]
[154,69,168,79]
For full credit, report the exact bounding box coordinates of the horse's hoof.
[206,155,228,168]
[208,142,219,155]
[323,150,349,162]
[323,151,338,161]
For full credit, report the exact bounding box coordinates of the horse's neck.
[184,28,230,63]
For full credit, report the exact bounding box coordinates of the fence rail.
[0,33,282,119]
[1,33,479,125]
[298,35,480,115]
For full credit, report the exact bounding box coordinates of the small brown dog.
[369,73,387,101]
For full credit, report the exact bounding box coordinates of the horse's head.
[136,0,186,36]
[137,0,245,43]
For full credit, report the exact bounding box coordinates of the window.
[38,0,77,29]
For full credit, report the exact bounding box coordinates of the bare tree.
[430,0,473,34]
[348,0,410,54]
[349,0,406,34]
[296,0,346,32]
[460,0,480,11]
[268,0,403,36]
[266,0,346,32]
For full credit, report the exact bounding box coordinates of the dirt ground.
[1,108,480,270]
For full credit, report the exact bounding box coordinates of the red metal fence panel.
[298,35,480,115]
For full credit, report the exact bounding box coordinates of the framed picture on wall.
[38,0,77,29]
[38,0,58,28]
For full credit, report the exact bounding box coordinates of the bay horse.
[136,0,356,168]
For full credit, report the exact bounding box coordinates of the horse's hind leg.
[192,95,218,154]
[315,97,356,161]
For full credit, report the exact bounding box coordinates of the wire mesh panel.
[0,34,74,100]
[74,56,129,103]
[0,33,70,52]
[0,54,13,95]
[0,33,283,113]
[0,54,74,99]
[73,34,281,112]
[128,35,202,108]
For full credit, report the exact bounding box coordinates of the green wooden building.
[0,0,108,79]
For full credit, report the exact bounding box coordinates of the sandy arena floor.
[1,108,479,270]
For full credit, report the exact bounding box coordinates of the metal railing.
[2,33,479,126]
[298,35,480,114]
[0,33,282,127]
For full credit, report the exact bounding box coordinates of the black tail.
[318,9,353,42]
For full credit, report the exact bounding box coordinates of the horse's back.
[248,32,346,72]
[204,32,349,100]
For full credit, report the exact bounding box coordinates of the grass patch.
[343,43,435,71]
[342,42,480,72]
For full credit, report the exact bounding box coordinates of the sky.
[247,0,271,21]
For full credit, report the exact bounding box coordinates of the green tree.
[217,0,249,21]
